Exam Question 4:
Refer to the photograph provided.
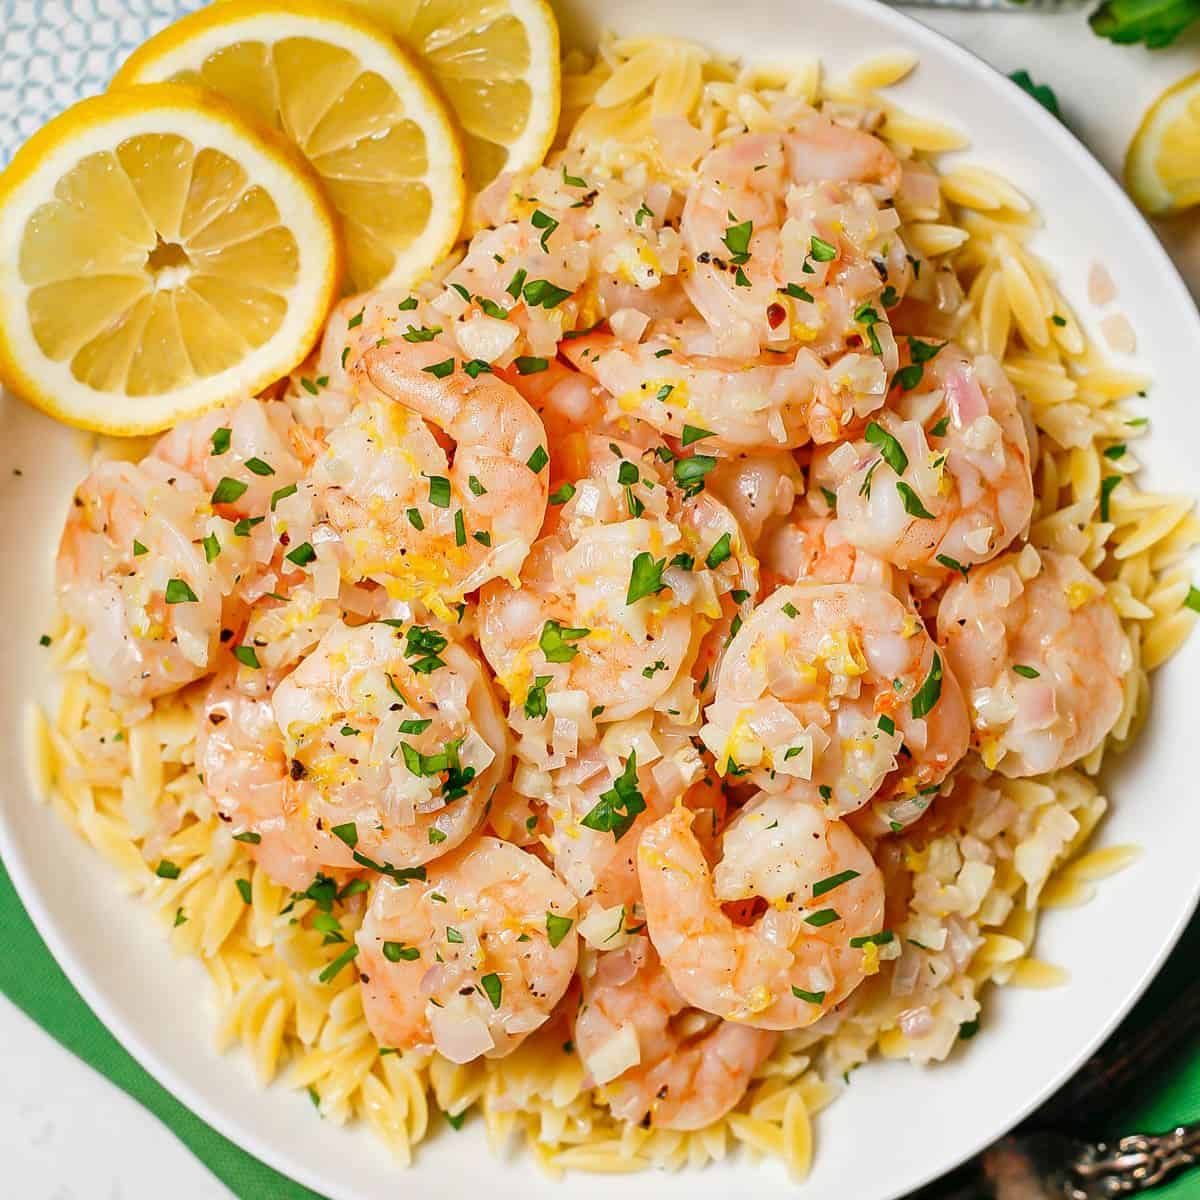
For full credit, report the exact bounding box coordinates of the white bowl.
[2,1,1198,1197]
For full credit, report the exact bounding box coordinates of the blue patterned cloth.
[0,0,200,167]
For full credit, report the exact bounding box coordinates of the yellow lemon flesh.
[113,0,465,291]
[1126,70,1200,216]
[0,83,341,434]
[345,0,560,191]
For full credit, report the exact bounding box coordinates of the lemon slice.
[1126,70,1200,215]
[113,0,465,291]
[345,0,560,191]
[0,83,341,434]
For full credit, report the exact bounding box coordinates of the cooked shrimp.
[575,936,777,1129]
[300,342,549,619]
[548,727,706,917]
[706,451,803,551]
[265,619,508,876]
[680,122,905,359]
[761,513,900,597]
[936,549,1130,776]
[56,457,248,702]
[497,357,606,442]
[356,836,578,1062]
[563,324,888,450]
[152,395,309,519]
[637,793,886,1028]
[812,349,1034,573]
[478,433,756,726]
[454,164,688,358]
[196,664,350,890]
[702,582,969,824]
[153,394,361,612]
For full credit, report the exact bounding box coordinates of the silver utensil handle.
[1069,1122,1200,1198]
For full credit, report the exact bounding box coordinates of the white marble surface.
[2,8,1198,1199]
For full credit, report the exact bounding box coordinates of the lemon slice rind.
[1126,70,1200,216]
[112,0,466,292]
[0,83,341,435]
[348,0,560,193]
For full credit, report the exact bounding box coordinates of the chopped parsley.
[515,355,549,375]
[936,553,970,579]
[546,912,574,948]
[539,619,589,663]
[402,324,442,343]
[721,217,753,265]
[211,477,248,505]
[627,552,669,604]
[813,869,861,898]
[803,908,841,927]
[911,653,943,719]
[580,751,646,841]
[318,944,359,983]
[809,235,837,262]
[164,578,198,604]
[1100,474,1121,521]
[524,674,553,719]
[423,358,455,379]
[478,297,508,320]
[211,427,231,455]
[673,453,717,497]
[850,931,895,948]
[382,941,420,962]
[233,645,261,669]
[427,475,451,508]
[522,278,573,309]
[791,986,827,1004]
[896,482,935,519]
[549,481,576,505]
[244,457,274,476]
[531,208,559,251]
[1012,664,1041,679]
[527,445,549,473]
[270,483,297,511]
[705,532,732,570]
[865,421,908,475]
[480,972,503,1008]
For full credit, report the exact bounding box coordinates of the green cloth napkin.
[0,859,325,1200]
[1,852,1197,1198]
[1106,912,1200,1199]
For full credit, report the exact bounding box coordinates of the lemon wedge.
[0,83,341,434]
[113,0,465,291]
[1126,70,1200,215]
[345,0,560,191]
